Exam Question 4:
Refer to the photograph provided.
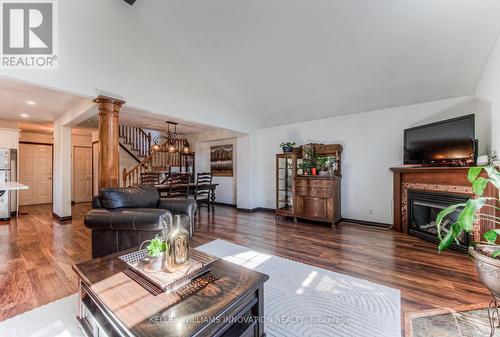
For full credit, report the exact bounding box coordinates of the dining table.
[155,183,219,206]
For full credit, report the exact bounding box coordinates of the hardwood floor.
[0,203,490,330]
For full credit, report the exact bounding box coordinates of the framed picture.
[210,144,233,177]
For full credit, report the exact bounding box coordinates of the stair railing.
[119,125,151,158]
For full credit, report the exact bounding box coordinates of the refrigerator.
[0,148,17,220]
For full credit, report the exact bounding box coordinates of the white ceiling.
[120,107,218,135]
[0,76,221,135]
[134,0,500,127]
[74,106,220,135]
[0,76,83,123]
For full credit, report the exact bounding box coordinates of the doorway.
[73,146,92,203]
[19,143,53,206]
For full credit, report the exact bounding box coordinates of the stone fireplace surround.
[391,166,498,243]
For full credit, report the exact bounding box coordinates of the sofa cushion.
[98,186,160,209]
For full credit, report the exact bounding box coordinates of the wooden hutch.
[276,144,342,225]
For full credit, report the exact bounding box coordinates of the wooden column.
[94,95,125,191]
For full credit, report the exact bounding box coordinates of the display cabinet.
[275,144,342,225]
[275,153,297,217]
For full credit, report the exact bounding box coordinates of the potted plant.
[280,142,296,153]
[298,161,310,175]
[316,156,330,176]
[141,235,168,272]
[435,165,500,301]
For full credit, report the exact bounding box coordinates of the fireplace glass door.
[408,191,470,252]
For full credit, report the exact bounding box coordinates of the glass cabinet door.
[277,155,293,212]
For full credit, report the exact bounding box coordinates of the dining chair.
[140,172,160,186]
[194,172,213,212]
[167,173,191,199]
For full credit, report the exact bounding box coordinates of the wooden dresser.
[276,143,342,225]
[294,176,341,224]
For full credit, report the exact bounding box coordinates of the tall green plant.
[435,165,500,257]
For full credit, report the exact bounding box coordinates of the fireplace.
[408,190,470,253]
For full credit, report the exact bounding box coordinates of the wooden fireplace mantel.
[390,165,498,242]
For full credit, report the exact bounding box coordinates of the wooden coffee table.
[73,249,269,337]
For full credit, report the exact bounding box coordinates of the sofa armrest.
[157,199,196,216]
[84,208,172,231]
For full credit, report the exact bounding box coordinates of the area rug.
[0,239,401,337]
[408,306,500,337]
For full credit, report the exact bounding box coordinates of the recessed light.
[20,113,29,118]
[26,100,36,105]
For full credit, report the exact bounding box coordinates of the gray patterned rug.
[0,240,401,337]
[411,308,500,337]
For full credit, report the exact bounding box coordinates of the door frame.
[19,141,54,205]
[73,145,93,203]
[92,141,98,197]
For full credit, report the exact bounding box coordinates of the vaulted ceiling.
[134,0,500,128]
[1,0,499,131]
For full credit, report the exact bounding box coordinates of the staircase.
[119,125,151,161]
[119,125,194,187]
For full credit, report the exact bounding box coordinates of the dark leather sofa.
[85,186,196,258]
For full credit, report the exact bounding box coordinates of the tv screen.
[404,114,475,165]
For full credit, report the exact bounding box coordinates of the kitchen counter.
[0,182,29,191]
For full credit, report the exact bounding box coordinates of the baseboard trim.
[53,213,72,221]
[341,218,392,229]
[214,202,236,208]
[237,207,276,213]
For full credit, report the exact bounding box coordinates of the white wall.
[476,32,500,158]
[254,95,488,224]
[194,137,237,205]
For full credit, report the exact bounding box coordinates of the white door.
[74,147,92,203]
[19,143,53,206]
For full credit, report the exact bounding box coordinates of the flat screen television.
[404,114,476,166]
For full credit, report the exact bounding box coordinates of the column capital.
[93,95,126,108]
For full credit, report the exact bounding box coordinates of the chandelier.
[151,121,191,153]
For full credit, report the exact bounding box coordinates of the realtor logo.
[1,0,57,68]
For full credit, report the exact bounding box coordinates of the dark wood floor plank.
[0,202,490,335]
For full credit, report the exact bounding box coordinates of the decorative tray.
[119,249,218,294]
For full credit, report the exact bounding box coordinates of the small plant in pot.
[316,156,330,176]
[435,165,500,333]
[141,235,169,272]
[280,142,296,153]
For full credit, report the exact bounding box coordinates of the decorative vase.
[282,146,293,153]
[311,167,317,176]
[469,245,500,298]
[164,214,190,273]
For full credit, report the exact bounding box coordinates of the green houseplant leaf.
[467,167,482,183]
[438,223,462,252]
[457,198,489,232]
[483,229,500,244]
[472,177,491,196]
[483,166,500,189]
[483,230,497,244]
[435,166,500,259]
[435,204,465,240]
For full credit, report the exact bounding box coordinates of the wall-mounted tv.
[404,114,476,166]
